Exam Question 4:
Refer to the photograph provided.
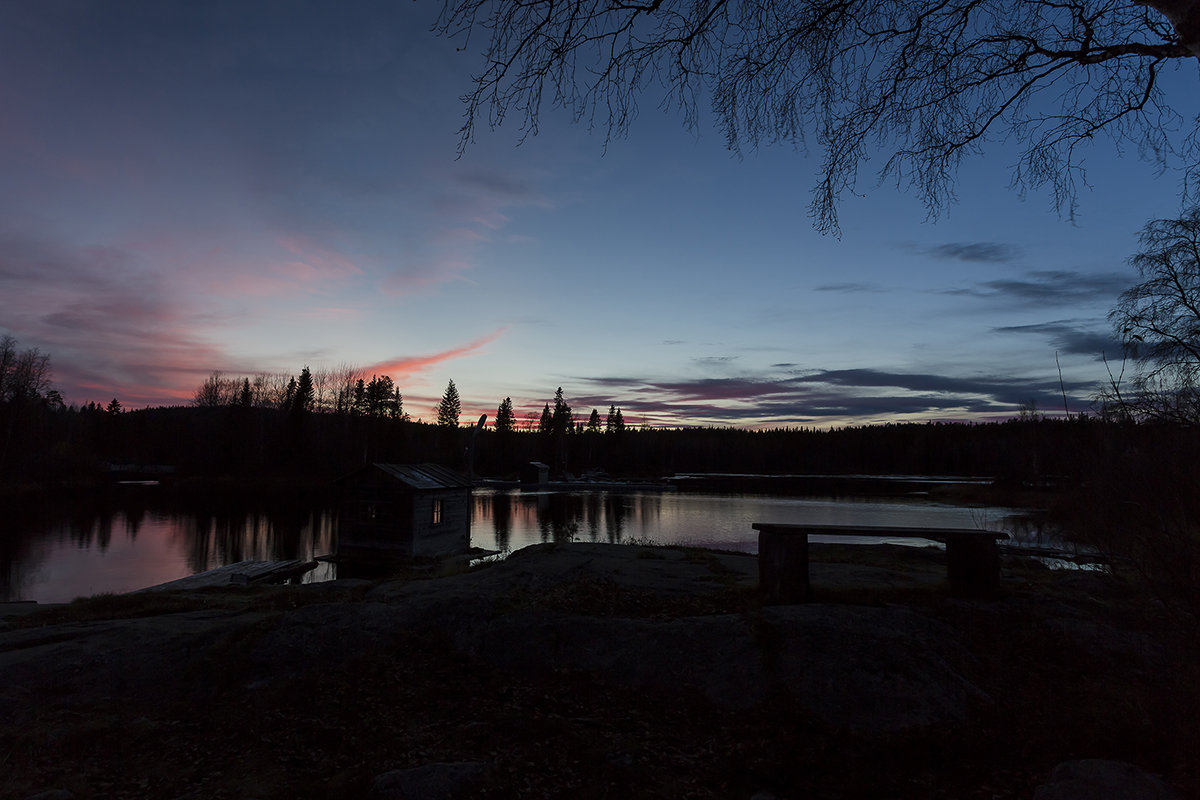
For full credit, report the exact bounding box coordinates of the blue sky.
[2,1,1196,428]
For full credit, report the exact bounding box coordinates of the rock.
[463,602,985,733]
[1034,759,1180,800]
[368,761,489,800]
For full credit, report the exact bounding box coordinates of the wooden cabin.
[338,463,472,558]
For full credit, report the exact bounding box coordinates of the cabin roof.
[366,463,472,490]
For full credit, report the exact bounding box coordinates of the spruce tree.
[437,380,461,427]
[496,397,515,433]
[586,408,601,433]
[293,367,315,414]
[551,387,572,436]
[538,403,552,434]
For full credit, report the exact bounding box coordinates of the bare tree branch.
[437,0,1200,233]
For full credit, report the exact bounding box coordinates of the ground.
[0,542,1195,799]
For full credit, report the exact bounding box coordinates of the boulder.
[1034,759,1180,800]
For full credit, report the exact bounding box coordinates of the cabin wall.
[410,488,471,557]
[338,468,470,558]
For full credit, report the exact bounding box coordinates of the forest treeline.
[1,386,1190,487]
[1,337,1195,493]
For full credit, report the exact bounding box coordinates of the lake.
[2,486,1055,603]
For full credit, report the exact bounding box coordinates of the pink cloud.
[366,328,507,381]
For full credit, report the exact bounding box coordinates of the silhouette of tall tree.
[437,380,462,427]
[550,387,573,436]
[496,397,516,433]
[438,0,1200,232]
[606,405,625,434]
[292,367,315,414]
[237,378,253,408]
[586,408,602,433]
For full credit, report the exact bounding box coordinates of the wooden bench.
[753,523,1010,603]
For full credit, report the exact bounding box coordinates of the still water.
[3,487,1049,603]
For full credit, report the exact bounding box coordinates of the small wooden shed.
[521,461,550,486]
[338,463,472,558]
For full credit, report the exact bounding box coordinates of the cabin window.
[432,498,443,525]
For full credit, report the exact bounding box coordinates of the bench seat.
[753,523,1009,602]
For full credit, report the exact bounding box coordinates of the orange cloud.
[366,328,507,380]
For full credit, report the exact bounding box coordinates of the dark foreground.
[0,542,1195,799]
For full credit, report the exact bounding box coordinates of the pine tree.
[538,403,552,434]
[107,398,122,415]
[238,378,253,408]
[496,397,515,433]
[551,387,572,436]
[292,367,315,414]
[437,380,461,427]
[586,408,601,433]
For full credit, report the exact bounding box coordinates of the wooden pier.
[137,559,318,592]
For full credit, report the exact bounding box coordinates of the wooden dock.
[137,559,319,592]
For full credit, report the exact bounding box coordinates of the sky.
[2,1,1197,429]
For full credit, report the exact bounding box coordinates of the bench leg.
[944,535,1001,598]
[759,531,810,604]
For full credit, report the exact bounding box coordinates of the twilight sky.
[2,1,1197,428]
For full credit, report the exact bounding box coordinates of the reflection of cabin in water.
[338,463,472,558]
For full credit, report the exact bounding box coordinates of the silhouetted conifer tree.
[496,397,515,433]
[538,404,552,434]
[293,367,315,414]
[586,408,602,433]
[551,387,572,436]
[437,380,461,427]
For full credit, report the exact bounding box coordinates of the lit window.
[432,498,443,525]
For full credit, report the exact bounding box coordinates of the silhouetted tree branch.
[1108,205,1200,421]
[438,0,1200,232]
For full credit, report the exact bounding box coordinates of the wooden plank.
[137,560,318,592]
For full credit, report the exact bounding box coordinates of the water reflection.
[469,488,1057,556]
[3,497,335,603]
[6,487,1058,603]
